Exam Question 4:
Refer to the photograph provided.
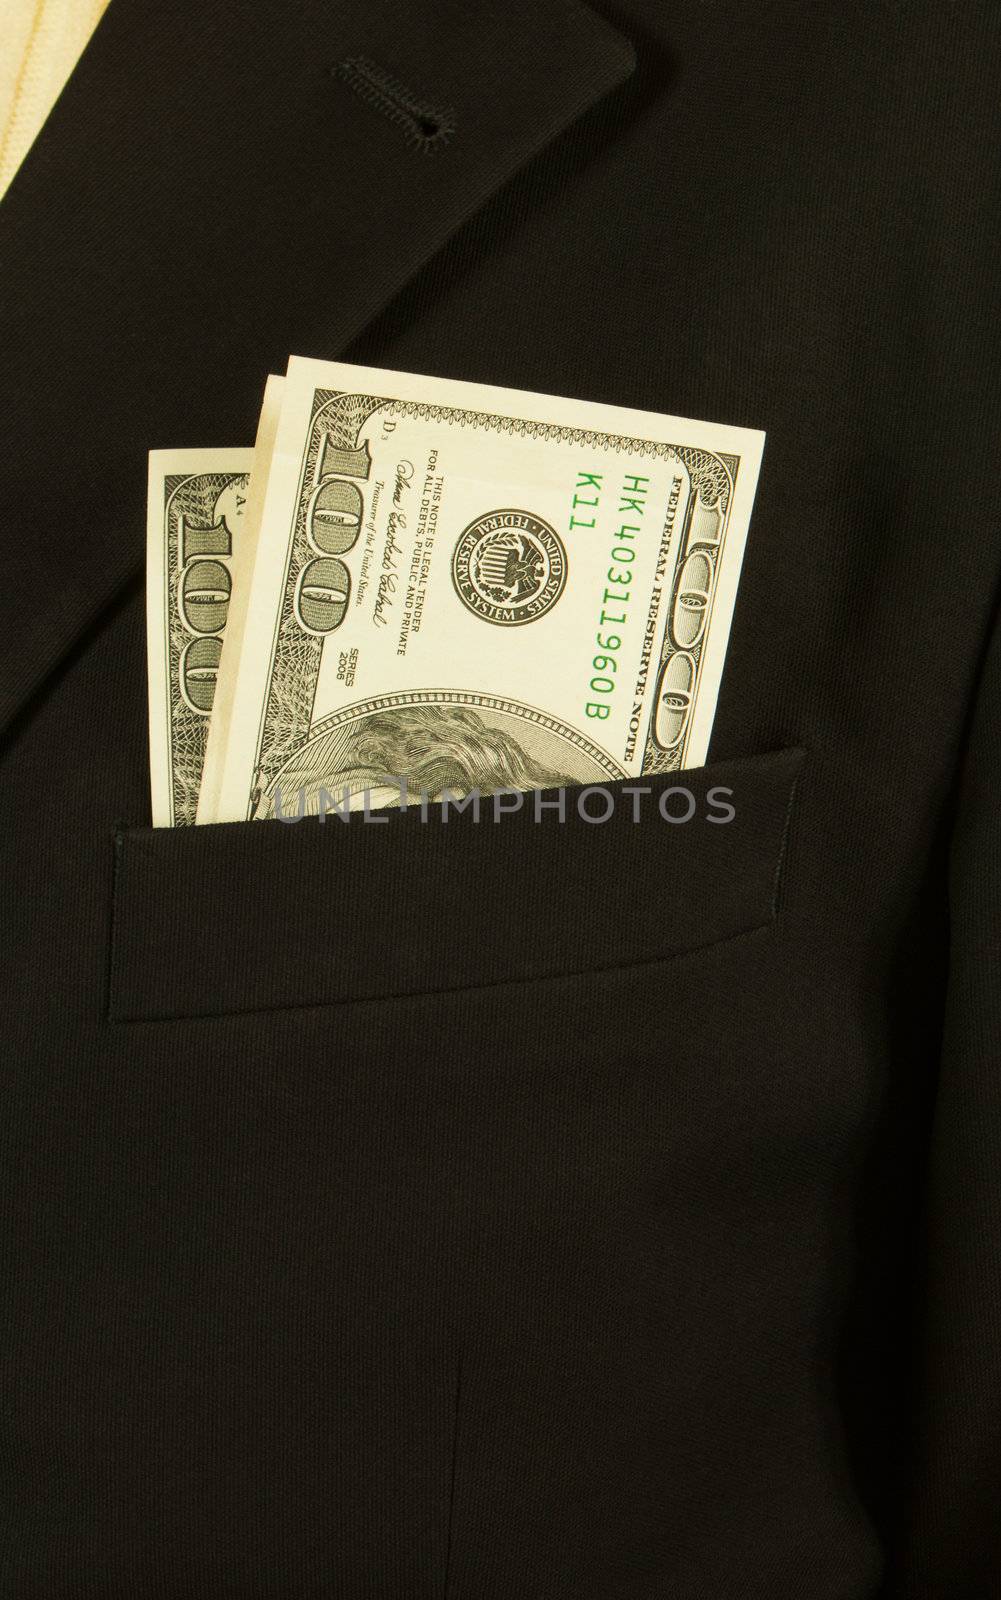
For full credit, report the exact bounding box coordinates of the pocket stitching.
[107,918,779,1026]
[770,760,803,919]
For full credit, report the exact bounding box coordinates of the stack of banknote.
[146,357,765,825]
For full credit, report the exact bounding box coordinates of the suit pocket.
[107,746,805,1023]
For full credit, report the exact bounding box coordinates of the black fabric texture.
[1,0,1000,1594]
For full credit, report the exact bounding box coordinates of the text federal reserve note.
[146,448,251,826]
[210,359,765,822]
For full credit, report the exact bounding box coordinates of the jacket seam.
[105,827,125,1023]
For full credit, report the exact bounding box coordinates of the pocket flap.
[108,747,805,1022]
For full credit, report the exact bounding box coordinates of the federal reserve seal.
[451,509,567,626]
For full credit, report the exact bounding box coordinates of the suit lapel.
[0,0,633,738]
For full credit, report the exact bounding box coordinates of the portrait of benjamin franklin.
[257,698,622,817]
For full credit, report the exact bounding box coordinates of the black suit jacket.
[2,1,1000,1594]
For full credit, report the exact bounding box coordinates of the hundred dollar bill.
[146,448,251,826]
[209,358,765,821]
[197,378,285,824]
